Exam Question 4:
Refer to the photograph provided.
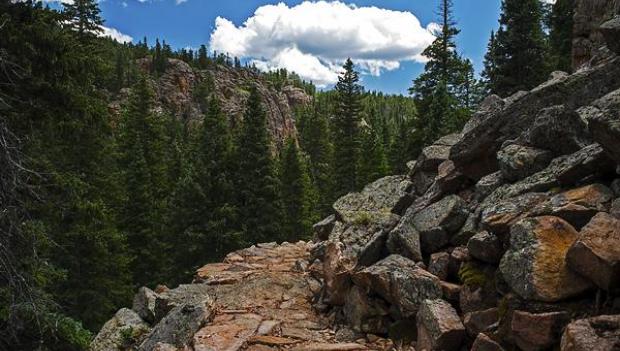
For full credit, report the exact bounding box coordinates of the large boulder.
[333,176,411,225]
[497,144,553,183]
[561,314,620,351]
[523,105,591,157]
[133,287,159,324]
[411,134,460,195]
[530,184,613,228]
[386,212,423,262]
[138,300,212,351]
[351,255,442,318]
[91,308,150,351]
[582,88,620,164]
[600,16,620,55]
[481,193,549,235]
[416,299,466,351]
[499,216,593,302]
[566,212,620,291]
[572,0,620,69]
[412,195,469,253]
[450,56,620,180]
[467,231,503,264]
[511,311,570,351]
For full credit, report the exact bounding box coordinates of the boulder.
[481,193,549,235]
[412,195,469,252]
[524,105,591,157]
[91,308,150,351]
[561,314,620,351]
[440,281,461,303]
[343,285,391,334]
[475,172,505,202]
[450,56,620,180]
[500,216,593,302]
[600,16,620,55]
[386,212,423,262]
[333,176,411,226]
[313,215,336,241]
[572,0,620,69]
[511,310,570,351]
[351,255,442,318]
[583,88,620,164]
[471,333,505,351]
[416,299,466,351]
[415,134,460,172]
[531,184,613,228]
[467,231,503,264]
[566,212,620,291]
[463,308,499,338]
[133,287,159,324]
[497,144,553,182]
[428,252,450,281]
[138,300,212,351]
[322,241,355,305]
[154,284,212,322]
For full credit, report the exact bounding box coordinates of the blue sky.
[95,0,502,94]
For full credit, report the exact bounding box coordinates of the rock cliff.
[111,59,309,147]
[93,8,620,351]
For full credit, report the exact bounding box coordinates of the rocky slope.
[92,6,620,351]
[111,58,310,147]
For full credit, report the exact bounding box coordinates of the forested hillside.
[0,0,585,349]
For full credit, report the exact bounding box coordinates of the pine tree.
[481,30,501,95]
[235,86,282,244]
[409,0,475,144]
[332,58,363,197]
[119,76,171,286]
[63,0,103,36]
[167,96,240,282]
[358,127,389,186]
[548,0,575,73]
[298,103,334,216]
[279,139,316,241]
[491,0,549,96]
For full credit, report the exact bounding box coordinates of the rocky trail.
[92,241,397,351]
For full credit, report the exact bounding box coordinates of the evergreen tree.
[167,97,240,282]
[358,127,389,186]
[481,30,501,94]
[332,58,363,197]
[548,0,575,73]
[235,86,282,244]
[279,139,316,241]
[297,103,334,216]
[63,0,103,36]
[409,0,475,144]
[491,0,549,96]
[119,77,171,286]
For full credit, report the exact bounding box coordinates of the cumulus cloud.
[209,1,436,87]
[100,26,133,43]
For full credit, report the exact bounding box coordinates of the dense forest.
[0,0,574,349]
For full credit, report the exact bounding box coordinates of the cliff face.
[116,58,309,147]
[92,11,620,351]
[572,0,620,70]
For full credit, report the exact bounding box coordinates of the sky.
[59,0,506,94]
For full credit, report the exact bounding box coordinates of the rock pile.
[306,11,620,350]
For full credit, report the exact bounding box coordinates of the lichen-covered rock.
[428,252,450,281]
[497,144,553,182]
[523,105,591,157]
[91,308,150,351]
[600,16,620,55]
[468,231,503,264]
[499,216,593,302]
[416,299,466,351]
[313,215,336,241]
[582,88,620,164]
[560,314,620,351]
[386,213,422,262]
[566,212,620,291]
[412,195,468,252]
[344,285,391,334]
[481,193,549,234]
[333,176,412,225]
[573,0,620,69]
[133,287,159,324]
[463,308,499,338]
[511,311,570,351]
[531,184,613,228]
[351,255,442,318]
[471,333,505,351]
[138,300,213,351]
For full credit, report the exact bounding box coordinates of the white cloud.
[100,26,133,43]
[209,1,436,87]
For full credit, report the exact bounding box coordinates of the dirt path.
[190,241,394,351]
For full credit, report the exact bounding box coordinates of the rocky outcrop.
[573,0,620,69]
[114,58,310,148]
